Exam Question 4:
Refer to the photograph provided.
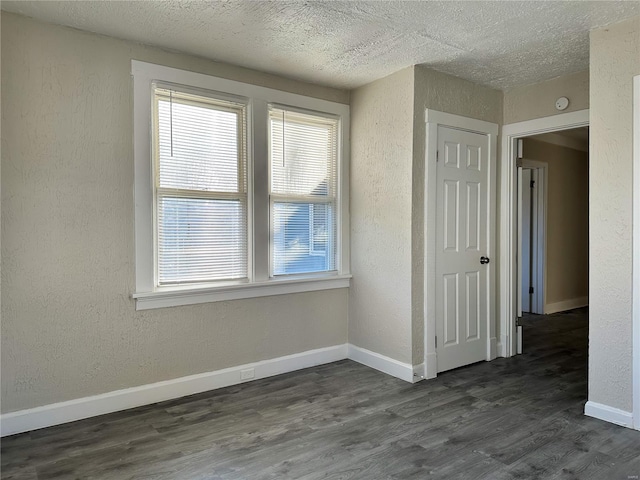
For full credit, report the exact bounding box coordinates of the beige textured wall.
[412,66,503,364]
[349,67,415,364]
[523,139,589,308]
[1,12,349,413]
[350,65,502,366]
[503,70,589,125]
[588,16,640,413]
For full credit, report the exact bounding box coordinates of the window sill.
[132,274,351,310]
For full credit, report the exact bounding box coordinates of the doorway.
[500,109,589,358]
[423,110,499,379]
[516,128,589,354]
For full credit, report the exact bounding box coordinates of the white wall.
[588,15,640,414]
[503,70,589,125]
[0,12,349,413]
[349,67,415,364]
[349,65,502,366]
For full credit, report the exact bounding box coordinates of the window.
[269,107,338,276]
[132,62,350,309]
[154,86,248,285]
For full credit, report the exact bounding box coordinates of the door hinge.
[516,318,522,327]
[517,139,524,159]
[435,336,438,348]
[436,150,439,162]
[529,286,534,294]
[530,180,535,188]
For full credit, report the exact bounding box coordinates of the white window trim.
[308,204,329,257]
[132,61,350,310]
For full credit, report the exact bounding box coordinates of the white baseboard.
[347,344,415,383]
[584,401,633,428]
[545,296,589,314]
[1,344,348,437]
[2,343,428,437]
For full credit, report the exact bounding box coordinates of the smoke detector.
[555,97,569,111]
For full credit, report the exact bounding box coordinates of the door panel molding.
[500,109,589,359]
[424,110,498,378]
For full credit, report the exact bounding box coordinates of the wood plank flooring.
[2,308,639,479]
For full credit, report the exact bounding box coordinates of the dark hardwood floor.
[2,307,639,479]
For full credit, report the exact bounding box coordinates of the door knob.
[480,256,490,265]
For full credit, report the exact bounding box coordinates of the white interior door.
[521,168,532,313]
[517,166,523,318]
[529,168,543,315]
[435,126,490,373]
[516,166,523,355]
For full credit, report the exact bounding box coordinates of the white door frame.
[500,109,589,358]
[519,159,548,316]
[424,109,498,379]
[632,74,640,430]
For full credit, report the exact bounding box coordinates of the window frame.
[152,83,250,286]
[131,61,350,310]
[267,105,340,277]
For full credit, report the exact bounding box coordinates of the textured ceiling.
[2,1,639,90]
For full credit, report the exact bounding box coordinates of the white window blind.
[269,106,338,276]
[154,85,248,285]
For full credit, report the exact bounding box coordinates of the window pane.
[156,91,245,193]
[154,86,248,286]
[272,202,335,275]
[270,109,337,197]
[158,197,247,285]
[310,203,329,256]
[269,107,339,277]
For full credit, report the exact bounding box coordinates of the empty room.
[2,1,640,479]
